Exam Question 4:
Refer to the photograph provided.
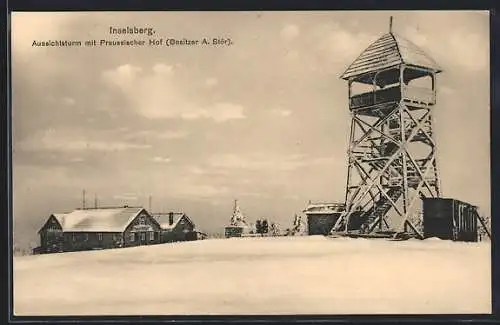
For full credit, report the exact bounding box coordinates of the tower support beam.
[333,92,441,238]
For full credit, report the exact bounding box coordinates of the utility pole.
[82,189,86,210]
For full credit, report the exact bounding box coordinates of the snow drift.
[13,236,491,315]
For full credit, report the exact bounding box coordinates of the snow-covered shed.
[303,202,345,235]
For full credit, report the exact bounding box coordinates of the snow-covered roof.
[52,213,68,220]
[229,200,249,227]
[51,207,146,232]
[341,32,442,80]
[304,203,345,214]
[153,212,194,230]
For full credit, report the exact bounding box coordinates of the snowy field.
[13,236,491,316]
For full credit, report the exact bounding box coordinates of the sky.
[11,11,490,248]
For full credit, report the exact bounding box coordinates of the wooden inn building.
[152,212,197,242]
[34,206,198,254]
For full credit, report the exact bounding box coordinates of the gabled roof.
[50,207,147,232]
[37,214,65,234]
[153,212,194,230]
[341,32,442,80]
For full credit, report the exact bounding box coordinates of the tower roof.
[341,32,442,80]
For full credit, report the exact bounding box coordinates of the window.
[149,232,155,241]
[72,234,76,242]
[98,233,103,241]
[84,234,89,241]
[130,233,135,242]
[140,232,146,241]
[139,216,146,225]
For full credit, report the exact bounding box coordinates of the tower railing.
[350,85,435,110]
[350,85,401,109]
[402,85,435,105]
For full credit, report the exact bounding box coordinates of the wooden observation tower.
[331,17,442,239]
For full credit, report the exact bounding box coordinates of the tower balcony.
[350,85,435,111]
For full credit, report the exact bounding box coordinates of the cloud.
[13,165,77,196]
[19,128,152,152]
[205,77,218,88]
[446,30,488,72]
[403,22,488,72]
[110,165,231,200]
[208,153,339,172]
[271,108,292,117]
[312,17,487,74]
[328,28,374,59]
[113,194,138,201]
[439,86,455,95]
[45,95,76,107]
[314,22,377,65]
[152,63,174,75]
[170,184,228,199]
[187,166,206,175]
[157,130,190,139]
[237,192,269,198]
[403,26,429,47]
[101,64,143,89]
[181,102,246,122]
[124,130,190,140]
[62,97,76,106]
[102,63,246,122]
[151,156,171,163]
[281,24,300,41]
[284,50,299,62]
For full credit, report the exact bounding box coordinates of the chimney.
[168,212,174,225]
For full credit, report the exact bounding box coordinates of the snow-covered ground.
[13,236,491,315]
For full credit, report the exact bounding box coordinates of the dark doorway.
[139,232,146,245]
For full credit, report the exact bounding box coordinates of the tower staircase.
[364,186,403,232]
